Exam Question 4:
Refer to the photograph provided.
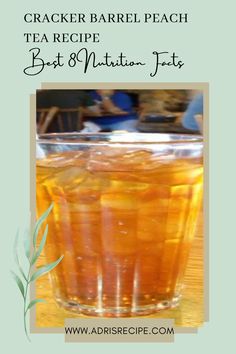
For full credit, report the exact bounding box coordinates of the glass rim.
[37,132,203,146]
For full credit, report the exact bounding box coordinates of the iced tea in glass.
[36,133,203,316]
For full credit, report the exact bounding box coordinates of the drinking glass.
[36,133,203,317]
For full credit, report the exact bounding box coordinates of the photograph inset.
[35,87,204,329]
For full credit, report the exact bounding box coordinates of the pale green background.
[1,0,235,352]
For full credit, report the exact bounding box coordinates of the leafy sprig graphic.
[11,204,63,341]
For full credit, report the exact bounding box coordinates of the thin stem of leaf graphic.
[11,204,63,342]
[23,267,31,343]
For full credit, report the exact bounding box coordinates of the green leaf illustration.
[25,299,46,313]
[30,224,48,265]
[13,231,27,282]
[12,204,63,342]
[32,203,53,248]
[30,255,64,283]
[11,271,25,298]
[24,229,30,261]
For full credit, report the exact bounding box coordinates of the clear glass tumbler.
[36,133,203,317]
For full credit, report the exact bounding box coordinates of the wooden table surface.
[35,211,204,329]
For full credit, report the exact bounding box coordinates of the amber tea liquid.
[36,136,203,316]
